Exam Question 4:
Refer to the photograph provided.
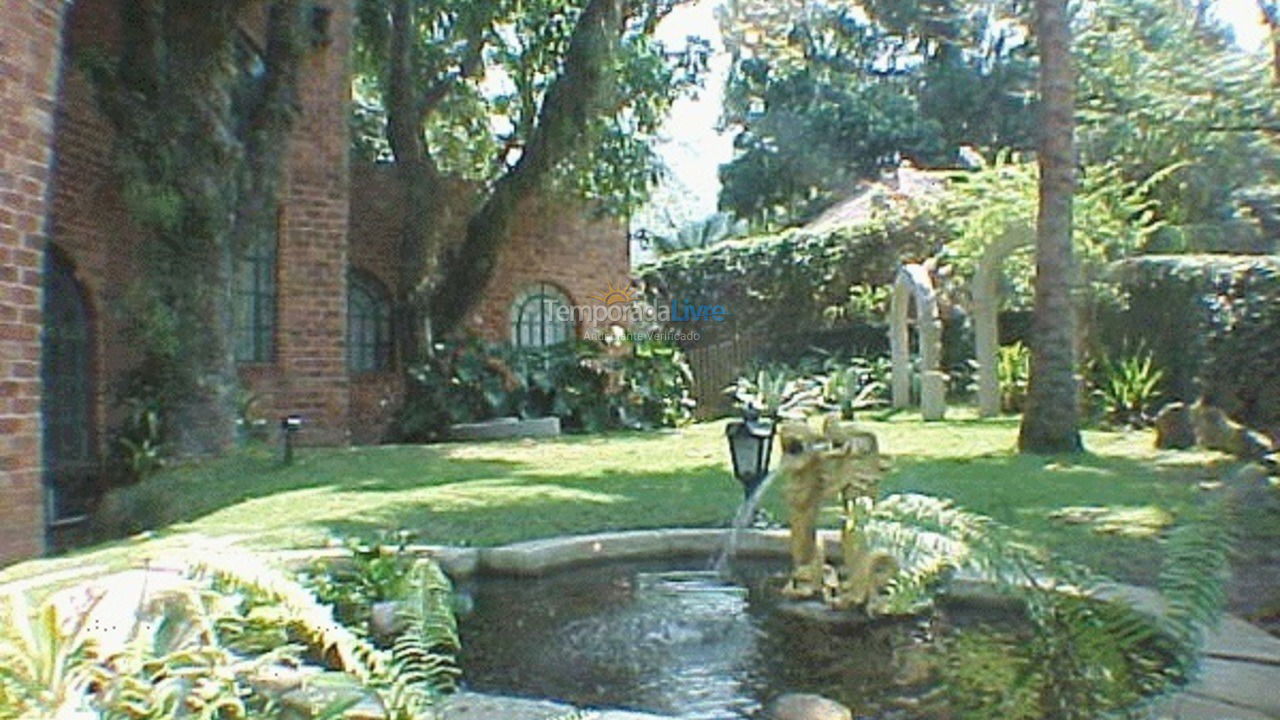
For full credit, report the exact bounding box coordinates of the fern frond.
[188,550,391,685]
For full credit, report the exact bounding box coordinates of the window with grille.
[348,270,393,372]
[510,284,575,349]
[233,234,277,364]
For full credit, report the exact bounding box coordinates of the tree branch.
[430,0,625,332]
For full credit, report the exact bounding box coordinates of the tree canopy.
[717,0,1280,235]
[350,0,707,337]
[717,0,1038,228]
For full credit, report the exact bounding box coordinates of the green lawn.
[0,411,1257,591]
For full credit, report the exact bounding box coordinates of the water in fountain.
[712,469,780,577]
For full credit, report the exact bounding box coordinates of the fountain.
[774,415,897,614]
[716,414,897,616]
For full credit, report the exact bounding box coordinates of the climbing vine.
[83,0,311,457]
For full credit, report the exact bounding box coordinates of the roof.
[801,163,947,234]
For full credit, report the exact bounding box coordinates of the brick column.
[242,1,353,445]
[0,0,67,565]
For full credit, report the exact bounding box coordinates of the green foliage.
[381,562,462,716]
[934,631,1041,720]
[303,534,423,632]
[718,0,1036,227]
[195,549,460,718]
[111,394,168,483]
[725,366,822,420]
[822,284,891,327]
[997,342,1030,414]
[1104,255,1280,429]
[938,156,1168,311]
[1074,0,1279,229]
[352,0,704,216]
[396,334,695,440]
[869,494,1234,718]
[1093,350,1165,428]
[639,210,940,341]
[642,212,749,255]
[0,592,101,718]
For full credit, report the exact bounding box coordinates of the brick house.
[0,0,630,565]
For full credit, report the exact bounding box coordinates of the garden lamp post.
[281,414,303,465]
[725,407,775,499]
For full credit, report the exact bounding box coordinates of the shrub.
[1103,255,1280,431]
[997,342,1030,413]
[394,334,694,440]
[1092,349,1164,428]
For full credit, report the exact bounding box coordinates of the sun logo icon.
[588,280,637,306]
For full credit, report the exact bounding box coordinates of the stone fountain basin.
[12,529,1280,720]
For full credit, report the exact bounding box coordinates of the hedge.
[1103,254,1280,432]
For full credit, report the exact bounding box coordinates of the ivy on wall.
[637,208,944,343]
[82,0,311,460]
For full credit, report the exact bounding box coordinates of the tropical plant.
[113,395,168,482]
[0,591,102,719]
[92,587,301,720]
[195,550,460,718]
[822,284,892,327]
[396,335,694,439]
[820,358,889,419]
[997,342,1030,414]
[1093,350,1164,428]
[860,493,1234,718]
[726,367,823,419]
[645,212,748,255]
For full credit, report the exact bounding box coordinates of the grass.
[1,410,1260,591]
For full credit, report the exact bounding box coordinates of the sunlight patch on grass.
[1047,505,1175,538]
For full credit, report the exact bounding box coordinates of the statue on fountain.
[777,415,897,613]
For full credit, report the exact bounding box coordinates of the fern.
[190,551,390,685]
[379,561,463,719]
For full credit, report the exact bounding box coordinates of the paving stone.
[1150,692,1274,720]
[1184,658,1280,716]
[437,692,674,720]
[1204,616,1280,665]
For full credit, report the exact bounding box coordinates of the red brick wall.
[0,0,67,565]
[47,0,137,456]
[241,1,354,446]
[347,166,631,442]
[467,193,631,342]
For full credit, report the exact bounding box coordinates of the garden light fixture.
[281,414,303,465]
[725,407,775,499]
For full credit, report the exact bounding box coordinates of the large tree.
[1018,0,1082,453]
[717,0,1038,228]
[352,0,700,346]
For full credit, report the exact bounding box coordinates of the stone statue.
[777,415,897,611]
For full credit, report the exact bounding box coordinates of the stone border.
[11,529,1280,720]
[320,528,1278,720]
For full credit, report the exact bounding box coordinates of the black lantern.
[725,407,775,499]
[281,414,303,465]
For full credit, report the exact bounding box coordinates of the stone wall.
[0,0,67,564]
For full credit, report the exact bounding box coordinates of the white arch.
[972,225,1033,417]
[888,263,945,420]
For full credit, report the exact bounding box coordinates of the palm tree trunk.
[1019,0,1083,454]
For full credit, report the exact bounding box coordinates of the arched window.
[234,234,277,364]
[348,270,393,372]
[510,283,575,349]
